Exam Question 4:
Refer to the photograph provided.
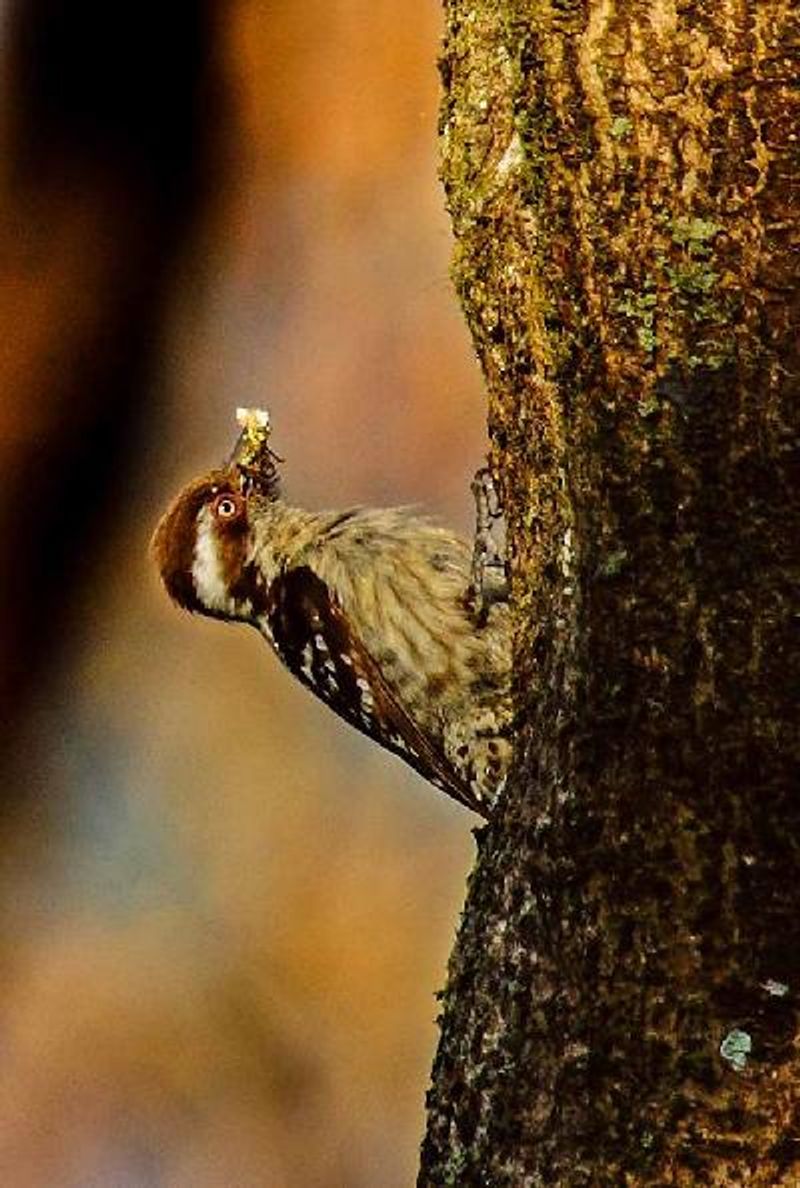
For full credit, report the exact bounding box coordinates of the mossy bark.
[420,1,800,1184]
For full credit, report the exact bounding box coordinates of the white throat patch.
[192,505,237,615]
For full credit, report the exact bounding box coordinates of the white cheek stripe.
[193,506,236,614]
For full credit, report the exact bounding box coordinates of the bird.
[152,409,512,818]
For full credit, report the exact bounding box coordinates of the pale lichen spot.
[719,1029,751,1072]
[496,130,525,177]
[761,979,789,997]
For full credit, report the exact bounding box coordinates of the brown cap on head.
[151,470,236,612]
[152,409,282,614]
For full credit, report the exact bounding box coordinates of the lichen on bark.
[421,0,800,1184]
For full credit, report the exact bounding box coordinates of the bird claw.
[470,466,507,620]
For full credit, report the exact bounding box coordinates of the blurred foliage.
[0,1,485,1183]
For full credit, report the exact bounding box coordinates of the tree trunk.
[420,1,800,1184]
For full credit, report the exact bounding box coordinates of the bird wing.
[263,566,489,818]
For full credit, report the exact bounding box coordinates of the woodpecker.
[152,410,512,817]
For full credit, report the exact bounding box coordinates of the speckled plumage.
[153,462,513,817]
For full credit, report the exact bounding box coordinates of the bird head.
[152,408,280,620]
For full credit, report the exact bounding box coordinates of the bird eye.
[212,492,244,521]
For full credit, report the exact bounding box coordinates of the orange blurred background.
[0,2,486,1184]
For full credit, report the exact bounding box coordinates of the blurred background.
[0,1,487,1185]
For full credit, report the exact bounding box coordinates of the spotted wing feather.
[264,566,488,817]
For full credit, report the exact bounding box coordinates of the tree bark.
[420,1,800,1184]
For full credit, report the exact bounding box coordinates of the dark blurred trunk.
[420,1,800,1184]
[0,1,228,771]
